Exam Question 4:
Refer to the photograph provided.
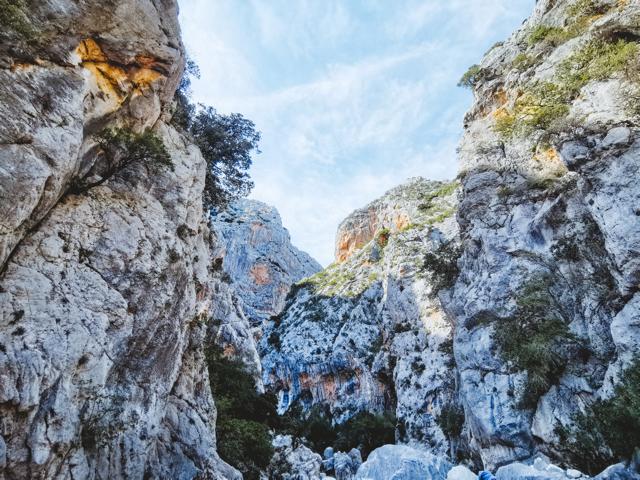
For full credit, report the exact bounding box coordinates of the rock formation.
[210,199,321,327]
[0,1,239,478]
[2,0,639,478]
[450,0,640,469]
[260,0,640,473]
[261,177,460,453]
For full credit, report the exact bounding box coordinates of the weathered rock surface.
[210,199,321,327]
[354,444,452,480]
[267,435,324,480]
[449,0,640,469]
[0,1,239,478]
[262,178,460,453]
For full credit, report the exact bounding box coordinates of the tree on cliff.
[172,58,261,210]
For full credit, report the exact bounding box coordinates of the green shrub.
[97,128,173,173]
[512,53,536,71]
[438,403,465,439]
[493,275,578,408]
[527,25,570,47]
[205,346,276,478]
[557,358,640,475]
[334,411,396,458]
[556,39,639,93]
[375,228,390,249]
[217,418,273,480]
[422,242,462,293]
[0,0,36,41]
[458,64,487,89]
[278,405,395,459]
[496,38,638,139]
[566,0,611,20]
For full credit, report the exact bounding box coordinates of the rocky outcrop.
[354,444,452,480]
[448,0,640,470]
[266,435,324,480]
[262,178,460,453]
[0,1,239,478]
[210,199,321,327]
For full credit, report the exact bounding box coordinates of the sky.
[178,0,534,265]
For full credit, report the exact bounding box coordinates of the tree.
[191,107,260,210]
[171,59,260,210]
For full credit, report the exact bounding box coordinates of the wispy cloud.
[178,0,534,265]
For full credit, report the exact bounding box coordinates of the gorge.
[1,0,639,479]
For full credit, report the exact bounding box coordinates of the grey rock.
[594,463,640,480]
[335,451,357,480]
[261,177,459,450]
[210,199,321,327]
[349,449,363,472]
[602,127,632,148]
[447,465,478,480]
[354,444,452,480]
[0,1,241,478]
[267,435,323,480]
[566,469,584,479]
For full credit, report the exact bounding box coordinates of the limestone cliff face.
[0,2,239,479]
[448,0,640,469]
[261,178,460,455]
[210,199,322,327]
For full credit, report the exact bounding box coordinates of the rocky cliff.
[0,1,239,478]
[260,0,640,474]
[450,0,640,469]
[261,177,460,455]
[210,199,322,327]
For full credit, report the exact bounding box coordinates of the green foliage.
[171,60,260,210]
[557,39,639,92]
[334,411,396,458]
[217,419,273,480]
[557,358,640,475]
[493,275,577,408]
[458,64,486,89]
[192,107,260,210]
[206,346,276,479]
[566,0,611,21]
[171,58,200,131]
[512,53,536,71]
[375,228,390,249]
[438,403,465,439]
[496,38,639,139]
[96,128,173,176]
[279,405,395,459]
[422,241,462,293]
[527,25,570,47]
[0,0,36,41]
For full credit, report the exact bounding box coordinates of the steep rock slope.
[0,2,238,478]
[449,0,640,469]
[210,199,322,327]
[261,177,460,455]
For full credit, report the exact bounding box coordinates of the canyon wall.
[0,1,239,478]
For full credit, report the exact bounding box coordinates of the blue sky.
[178,0,534,265]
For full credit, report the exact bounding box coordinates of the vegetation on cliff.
[173,60,261,210]
[558,358,640,475]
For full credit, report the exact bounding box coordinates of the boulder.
[355,444,451,480]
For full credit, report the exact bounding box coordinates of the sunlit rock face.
[449,0,640,469]
[210,199,322,327]
[262,177,460,455]
[0,1,239,478]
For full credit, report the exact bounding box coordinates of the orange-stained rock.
[250,264,271,285]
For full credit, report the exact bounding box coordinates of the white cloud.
[178,0,534,265]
